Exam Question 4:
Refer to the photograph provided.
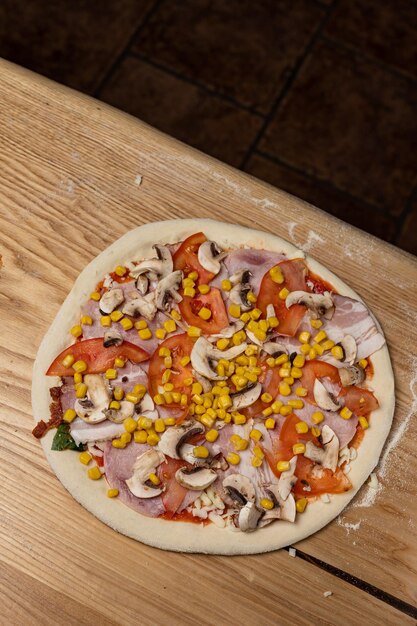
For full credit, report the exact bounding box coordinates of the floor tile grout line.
[93,0,166,98]
[128,52,265,117]
[392,185,417,243]
[322,34,417,85]
[238,0,339,171]
[254,149,397,219]
[286,547,417,619]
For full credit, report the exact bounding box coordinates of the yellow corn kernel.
[291,367,303,379]
[223,413,232,423]
[308,348,317,360]
[100,316,112,327]
[155,328,166,340]
[296,498,308,513]
[269,265,284,284]
[114,265,127,276]
[169,310,180,322]
[260,498,275,510]
[271,400,283,413]
[213,338,228,353]
[164,417,176,426]
[88,466,102,480]
[234,438,249,451]
[113,387,124,401]
[188,271,198,281]
[246,320,258,333]
[63,408,77,423]
[195,405,205,415]
[229,304,241,318]
[203,397,213,409]
[159,346,171,358]
[192,393,203,406]
[147,433,160,446]
[246,372,259,383]
[258,319,268,333]
[138,328,152,340]
[265,417,276,429]
[132,384,145,396]
[180,394,188,406]
[183,286,196,298]
[233,330,246,346]
[293,442,306,455]
[107,488,119,498]
[288,399,304,409]
[293,354,305,368]
[247,291,257,304]
[252,329,265,342]
[110,310,124,322]
[193,445,209,459]
[191,382,203,395]
[120,318,133,331]
[226,452,241,465]
[314,330,327,344]
[62,354,75,369]
[204,429,218,443]
[164,392,174,404]
[164,356,173,369]
[295,421,309,434]
[268,316,279,329]
[73,359,87,373]
[235,366,246,376]
[251,308,262,321]
[218,395,232,410]
[340,406,353,420]
[109,400,121,410]
[75,382,88,398]
[359,416,369,429]
[134,430,148,443]
[312,343,324,356]
[81,315,93,326]
[198,284,210,295]
[111,438,125,449]
[221,279,232,291]
[284,376,294,385]
[279,381,291,396]
[275,353,289,366]
[260,393,272,404]
[73,372,83,384]
[280,405,292,416]
[200,414,215,428]
[71,325,83,338]
[279,366,291,378]
[248,356,258,367]
[278,287,289,300]
[177,356,190,368]
[312,411,324,424]
[147,473,160,486]
[123,417,137,433]
[277,461,290,473]
[90,291,101,301]
[311,426,321,437]
[120,432,132,445]
[114,357,125,368]
[164,320,177,333]
[298,331,311,344]
[253,445,264,460]
[182,277,195,288]
[250,429,263,442]
[358,359,368,369]
[251,456,263,468]
[124,393,139,404]
[187,326,202,338]
[300,343,311,355]
[230,434,242,444]
[295,387,308,397]
[135,320,148,330]
[161,369,172,385]
[262,407,273,417]
[232,413,247,425]
[310,319,323,329]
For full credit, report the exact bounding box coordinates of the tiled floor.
[1,0,416,255]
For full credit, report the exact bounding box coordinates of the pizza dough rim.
[32,219,395,555]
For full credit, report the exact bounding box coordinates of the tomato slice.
[341,386,379,416]
[257,259,308,336]
[148,334,195,399]
[179,288,228,335]
[243,359,281,418]
[160,457,189,516]
[300,359,341,403]
[46,338,149,376]
[173,232,215,284]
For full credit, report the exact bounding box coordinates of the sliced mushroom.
[122,292,157,320]
[209,320,245,340]
[238,501,264,532]
[230,382,262,410]
[313,378,342,411]
[266,485,296,522]
[339,365,365,387]
[137,393,155,412]
[155,270,183,311]
[175,467,217,490]
[191,337,248,380]
[158,421,205,460]
[193,370,212,393]
[125,449,166,498]
[261,341,288,357]
[223,474,256,505]
[130,245,173,279]
[103,329,123,348]
[339,335,357,365]
[197,241,225,275]
[135,274,149,295]
[179,443,211,467]
[304,425,339,472]
[285,291,334,320]
[229,270,252,311]
[74,374,111,424]
[99,288,125,315]
[277,456,298,500]
[104,400,135,423]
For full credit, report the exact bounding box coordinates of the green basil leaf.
[51,423,84,452]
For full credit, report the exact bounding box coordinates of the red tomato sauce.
[307,271,336,295]
[159,510,211,524]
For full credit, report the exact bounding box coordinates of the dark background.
[1,0,417,255]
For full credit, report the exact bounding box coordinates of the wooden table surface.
[0,59,416,625]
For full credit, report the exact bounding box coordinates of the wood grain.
[0,59,416,624]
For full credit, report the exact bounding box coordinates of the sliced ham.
[291,399,358,449]
[224,249,287,295]
[60,378,77,412]
[110,362,148,393]
[103,441,165,517]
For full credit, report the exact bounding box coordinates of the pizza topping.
[229,270,253,311]
[238,501,265,532]
[155,270,183,311]
[339,334,357,365]
[277,455,298,500]
[103,329,123,348]
[197,241,225,275]
[223,474,256,504]
[339,365,365,387]
[158,421,205,460]
[190,336,247,380]
[261,340,288,357]
[175,466,217,490]
[304,425,339,472]
[313,378,342,412]
[99,288,125,315]
[104,400,135,424]
[125,449,166,498]
[286,291,335,320]
[230,382,262,411]
[264,486,296,522]
[135,274,149,295]
[209,320,245,339]
[130,244,173,279]
[122,291,157,320]
[74,374,111,424]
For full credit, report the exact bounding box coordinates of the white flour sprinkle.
[323,591,333,598]
[134,174,143,186]
[337,516,361,534]
[287,221,325,252]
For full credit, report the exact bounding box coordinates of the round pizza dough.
[32,219,395,554]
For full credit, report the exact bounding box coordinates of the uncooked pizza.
[32,219,394,554]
